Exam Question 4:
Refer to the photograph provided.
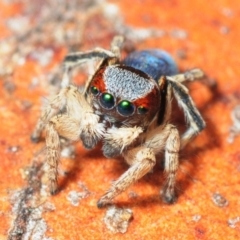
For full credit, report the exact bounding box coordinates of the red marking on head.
[90,67,107,92]
[133,86,160,115]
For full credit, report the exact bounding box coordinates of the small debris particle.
[3,79,16,94]
[7,145,21,153]
[102,3,119,19]
[176,49,187,60]
[67,190,89,207]
[192,215,201,222]
[228,105,240,143]
[128,191,138,199]
[194,226,205,238]
[29,48,54,66]
[227,216,240,228]
[170,29,188,39]
[103,206,133,234]
[211,193,228,207]
[43,202,56,212]
[20,100,33,110]
[60,145,75,158]
[7,16,30,34]
[222,8,234,17]
[220,26,230,34]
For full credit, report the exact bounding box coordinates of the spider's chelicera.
[31,36,206,208]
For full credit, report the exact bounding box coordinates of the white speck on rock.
[103,206,133,234]
[67,190,89,206]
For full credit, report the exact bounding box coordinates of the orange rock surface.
[0,0,240,239]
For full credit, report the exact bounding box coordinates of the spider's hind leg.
[170,68,205,84]
[63,35,124,71]
[167,77,206,148]
[62,35,124,88]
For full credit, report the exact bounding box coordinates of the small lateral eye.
[91,86,100,96]
[137,106,148,114]
[117,100,135,116]
[100,93,115,109]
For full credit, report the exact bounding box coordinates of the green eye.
[91,86,99,95]
[138,106,148,114]
[117,100,135,116]
[100,93,115,109]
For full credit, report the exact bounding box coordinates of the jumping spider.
[31,36,205,208]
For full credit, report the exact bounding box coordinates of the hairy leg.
[169,68,204,83]
[161,126,180,203]
[46,115,81,194]
[31,87,69,142]
[31,85,82,142]
[63,48,117,70]
[33,85,105,194]
[97,147,156,208]
[45,112,105,194]
[31,85,104,147]
[144,123,180,203]
[63,35,124,71]
[168,79,206,148]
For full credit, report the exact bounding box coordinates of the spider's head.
[86,65,161,127]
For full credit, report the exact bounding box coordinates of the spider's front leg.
[98,123,181,207]
[31,87,69,143]
[34,85,105,194]
[97,146,156,208]
[144,124,181,204]
[161,126,180,204]
[46,116,105,195]
[46,114,81,194]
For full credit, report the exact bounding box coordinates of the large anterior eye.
[100,93,115,109]
[117,100,135,116]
